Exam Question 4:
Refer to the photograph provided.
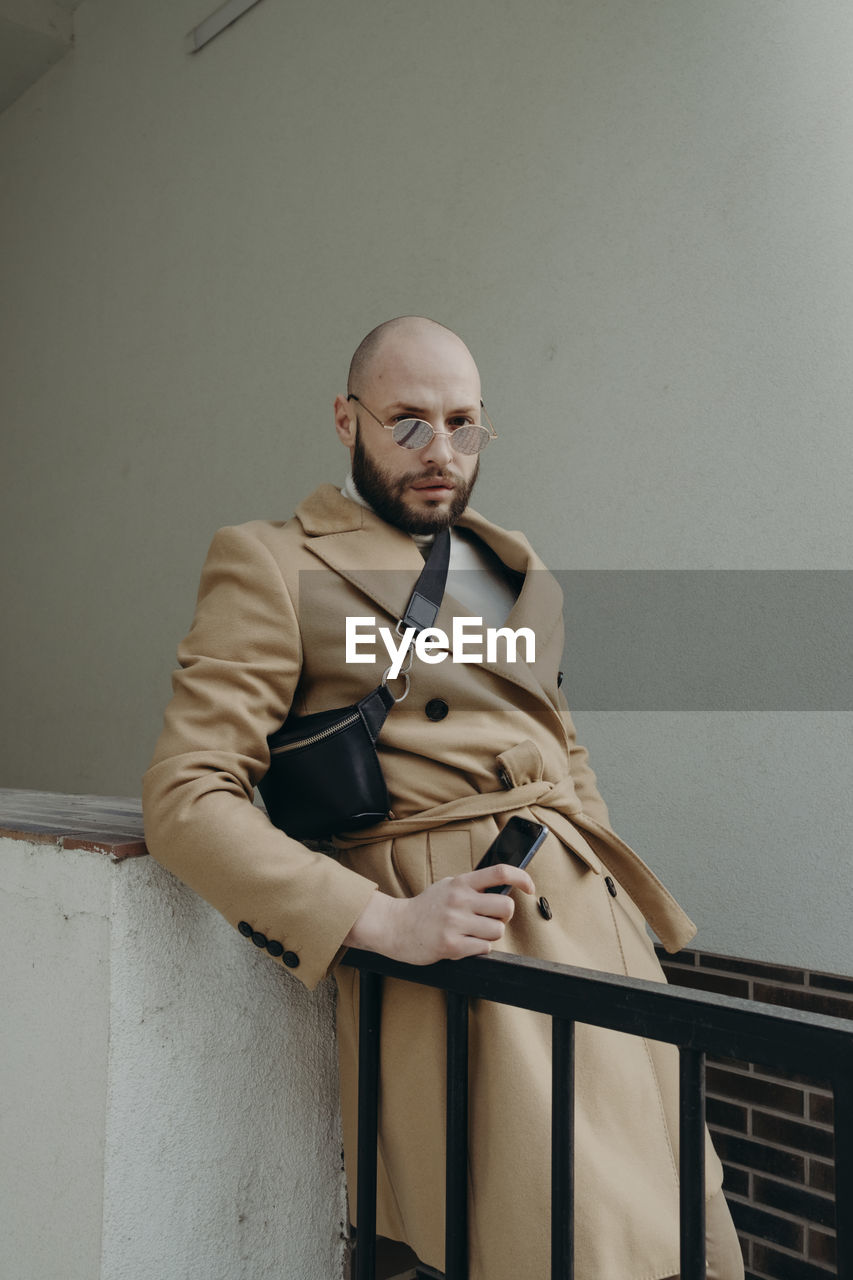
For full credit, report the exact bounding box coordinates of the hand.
[343,863,536,965]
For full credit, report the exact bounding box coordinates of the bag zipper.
[270,712,360,755]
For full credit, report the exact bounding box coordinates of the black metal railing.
[341,948,853,1280]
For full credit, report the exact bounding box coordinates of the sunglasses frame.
[346,394,497,454]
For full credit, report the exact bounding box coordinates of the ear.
[334,394,357,448]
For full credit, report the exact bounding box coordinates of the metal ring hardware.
[381,667,411,702]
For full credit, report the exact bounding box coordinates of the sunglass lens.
[392,419,434,449]
[449,425,488,455]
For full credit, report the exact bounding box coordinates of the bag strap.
[399,527,451,633]
[377,527,451,705]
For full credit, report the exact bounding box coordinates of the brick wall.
[659,948,853,1280]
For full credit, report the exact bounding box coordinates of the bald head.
[346,316,479,399]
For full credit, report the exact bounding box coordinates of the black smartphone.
[476,816,549,894]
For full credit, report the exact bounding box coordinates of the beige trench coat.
[143,484,723,1280]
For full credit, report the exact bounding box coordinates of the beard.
[351,426,479,534]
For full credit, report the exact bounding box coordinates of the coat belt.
[333,767,697,955]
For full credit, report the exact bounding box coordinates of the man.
[143,316,743,1279]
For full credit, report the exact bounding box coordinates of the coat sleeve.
[557,689,612,830]
[142,523,378,990]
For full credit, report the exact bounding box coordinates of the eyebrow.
[383,401,480,417]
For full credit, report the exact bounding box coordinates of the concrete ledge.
[0,788,148,857]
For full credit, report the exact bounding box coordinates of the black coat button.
[538,896,552,921]
[605,876,618,898]
[425,698,449,721]
[557,671,564,688]
[282,951,300,969]
[251,930,268,948]
[238,921,253,937]
[266,940,284,958]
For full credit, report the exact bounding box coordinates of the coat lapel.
[454,507,566,712]
[295,484,427,624]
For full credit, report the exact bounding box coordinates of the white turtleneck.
[341,471,519,628]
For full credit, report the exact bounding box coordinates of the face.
[334,325,484,535]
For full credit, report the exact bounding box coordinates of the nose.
[420,426,455,468]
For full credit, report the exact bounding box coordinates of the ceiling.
[0,0,81,115]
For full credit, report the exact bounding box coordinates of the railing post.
[679,1047,707,1280]
[833,1076,853,1279]
[354,969,382,1280]
[445,991,470,1280]
[551,1017,575,1280]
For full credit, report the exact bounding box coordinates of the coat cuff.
[226,860,379,992]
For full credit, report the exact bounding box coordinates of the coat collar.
[293,485,565,711]
[294,484,372,536]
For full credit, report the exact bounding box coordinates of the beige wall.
[2,0,851,968]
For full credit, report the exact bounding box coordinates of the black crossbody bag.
[258,529,450,841]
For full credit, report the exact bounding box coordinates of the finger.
[462,915,506,943]
[470,891,516,921]
[469,863,536,894]
[450,935,493,960]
